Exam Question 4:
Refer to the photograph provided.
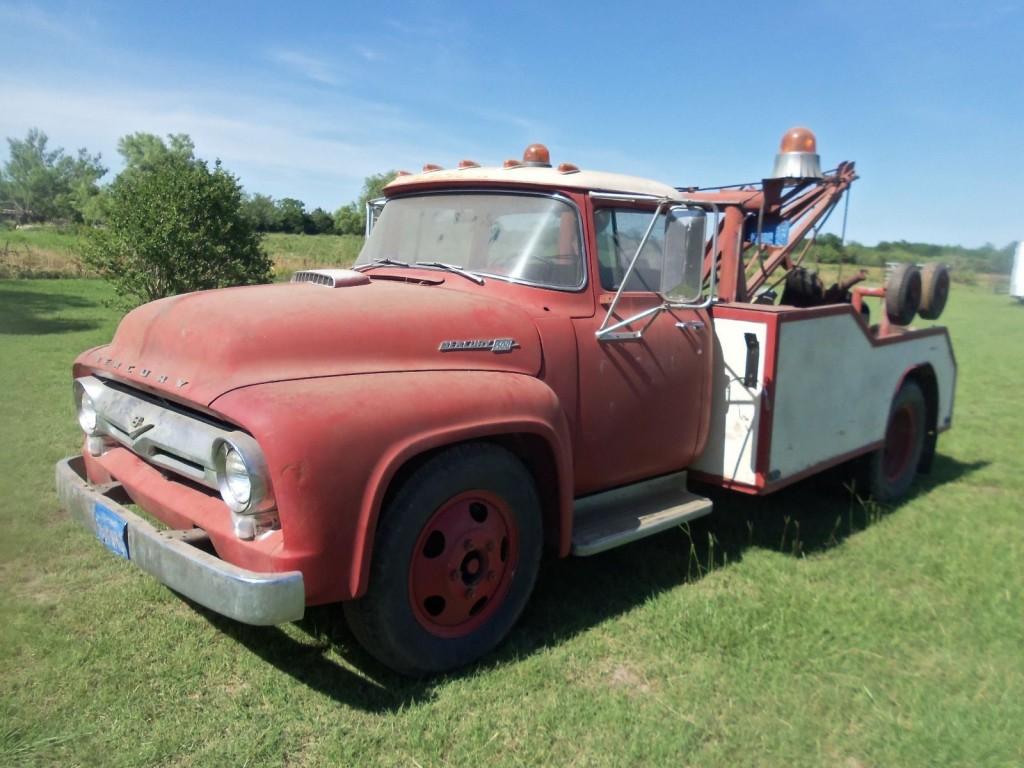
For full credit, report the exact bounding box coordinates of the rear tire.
[918,263,950,320]
[884,264,925,325]
[885,264,922,326]
[344,443,543,676]
[865,380,926,502]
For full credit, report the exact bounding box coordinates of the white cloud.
[269,49,339,86]
[354,45,384,63]
[0,77,448,209]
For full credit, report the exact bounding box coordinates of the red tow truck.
[57,128,956,674]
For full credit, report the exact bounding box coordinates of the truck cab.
[57,133,956,675]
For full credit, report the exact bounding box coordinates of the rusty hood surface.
[77,279,542,406]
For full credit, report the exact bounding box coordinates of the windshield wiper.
[354,257,411,271]
[415,261,485,285]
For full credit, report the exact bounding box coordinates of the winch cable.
[837,186,852,282]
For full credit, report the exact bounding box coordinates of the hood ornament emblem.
[126,414,154,439]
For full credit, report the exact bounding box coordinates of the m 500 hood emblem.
[438,338,519,354]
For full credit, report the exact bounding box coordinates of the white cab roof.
[385,165,685,201]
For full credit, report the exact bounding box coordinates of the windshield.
[356,193,585,289]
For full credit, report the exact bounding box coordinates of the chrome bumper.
[55,456,305,625]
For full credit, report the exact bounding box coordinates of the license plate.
[94,502,130,559]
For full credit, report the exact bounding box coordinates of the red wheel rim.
[883,403,917,482]
[408,491,519,638]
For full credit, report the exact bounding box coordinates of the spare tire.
[918,262,950,320]
[885,264,922,325]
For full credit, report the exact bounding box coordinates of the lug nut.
[486,570,496,581]
[486,540,494,552]
[449,570,458,581]
[465,587,476,599]
[463,539,473,551]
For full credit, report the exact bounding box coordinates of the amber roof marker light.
[771,126,823,180]
[522,144,551,168]
[779,126,818,154]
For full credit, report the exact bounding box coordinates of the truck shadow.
[200,453,985,713]
[0,287,100,334]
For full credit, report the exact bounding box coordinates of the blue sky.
[1,0,1021,247]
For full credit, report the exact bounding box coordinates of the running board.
[571,472,713,556]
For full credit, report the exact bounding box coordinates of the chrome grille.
[77,375,242,490]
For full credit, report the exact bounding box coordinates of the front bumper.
[56,456,305,625]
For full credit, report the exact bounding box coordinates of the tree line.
[1,127,1017,307]
[0,128,394,236]
[807,233,1016,276]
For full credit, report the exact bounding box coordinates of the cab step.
[570,471,713,556]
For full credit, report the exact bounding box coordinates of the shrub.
[81,154,272,306]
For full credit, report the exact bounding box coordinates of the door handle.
[675,320,705,331]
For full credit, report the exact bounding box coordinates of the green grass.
[262,232,363,275]
[1,279,1021,766]
[0,226,90,278]
[0,226,363,279]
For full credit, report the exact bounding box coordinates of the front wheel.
[344,443,543,676]
[865,380,926,502]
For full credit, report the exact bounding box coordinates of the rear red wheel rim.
[408,491,519,638]
[883,403,917,482]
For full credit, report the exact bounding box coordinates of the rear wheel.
[866,380,926,502]
[344,443,542,676]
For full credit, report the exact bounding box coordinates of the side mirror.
[660,207,705,304]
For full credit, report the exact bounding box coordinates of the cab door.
[571,205,712,495]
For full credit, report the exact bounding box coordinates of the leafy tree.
[334,170,397,234]
[117,132,196,173]
[241,193,282,231]
[808,232,847,264]
[333,203,362,235]
[276,197,308,234]
[0,128,105,222]
[81,146,272,306]
[308,206,335,234]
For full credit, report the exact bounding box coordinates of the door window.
[594,208,666,292]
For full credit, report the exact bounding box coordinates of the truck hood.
[78,279,542,406]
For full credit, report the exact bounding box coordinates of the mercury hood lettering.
[94,352,191,388]
[438,338,519,353]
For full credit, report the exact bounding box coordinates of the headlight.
[222,447,252,508]
[74,380,99,435]
[214,437,271,515]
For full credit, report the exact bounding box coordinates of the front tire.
[865,380,926,502]
[344,443,543,676]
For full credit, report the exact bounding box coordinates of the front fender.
[211,371,573,603]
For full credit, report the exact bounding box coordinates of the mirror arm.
[596,302,667,340]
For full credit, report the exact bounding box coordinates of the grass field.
[1,279,1022,767]
[0,227,362,279]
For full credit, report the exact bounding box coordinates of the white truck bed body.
[1011,242,1024,300]
[692,303,956,493]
